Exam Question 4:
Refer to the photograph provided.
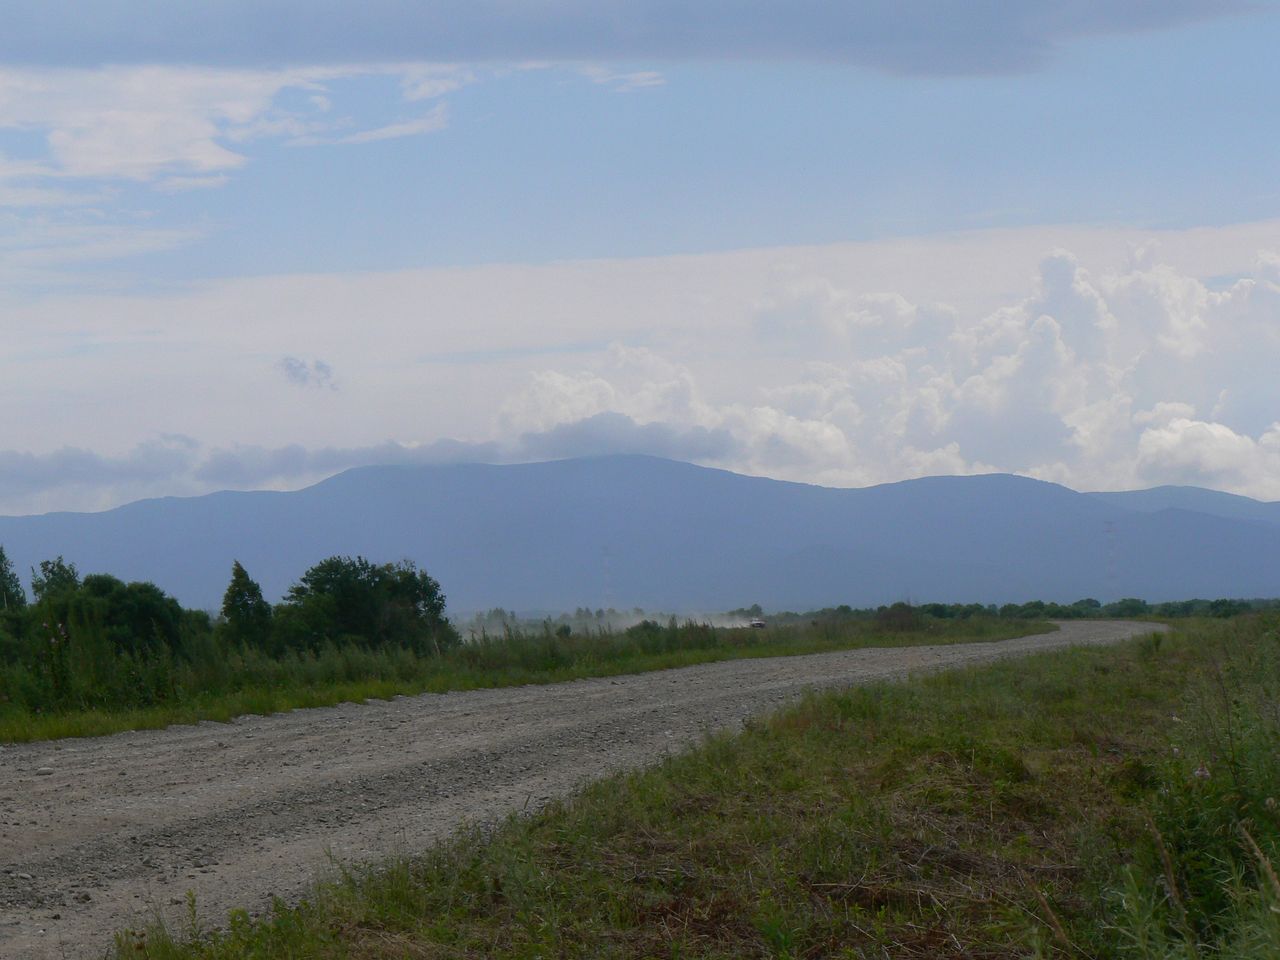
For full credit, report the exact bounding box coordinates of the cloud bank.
[1,222,1278,516]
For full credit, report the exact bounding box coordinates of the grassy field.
[112,614,1280,959]
[0,615,1050,743]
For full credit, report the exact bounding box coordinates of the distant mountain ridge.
[0,455,1277,612]
[1086,486,1280,526]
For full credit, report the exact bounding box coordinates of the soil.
[0,620,1162,958]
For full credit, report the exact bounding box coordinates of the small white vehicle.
[748,618,767,629]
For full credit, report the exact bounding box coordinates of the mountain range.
[1,455,1277,613]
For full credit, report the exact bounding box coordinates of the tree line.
[0,547,458,715]
[732,595,1277,625]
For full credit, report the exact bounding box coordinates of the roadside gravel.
[0,619,1163,958]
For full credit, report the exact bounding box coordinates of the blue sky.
[1,1,1278,513]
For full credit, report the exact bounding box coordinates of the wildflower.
[1193,762,1211,780]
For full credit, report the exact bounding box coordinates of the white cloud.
[500,369,622,434]
[577,65,665,91]
[473,229,1280,497]
[0,62,477,289]
[399,65,475,101]
[1136,418,1280,492]
[0,63,470,198]
[0,66,320,182]
[1133,401,1197,426]
[322,103,449,145]
[2,220,1280,512]
[1104,262,1213,359]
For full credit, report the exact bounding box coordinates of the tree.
[286,555,382,642]
[76,574,184,654]
[378,560,456,653]
[220,561,273,648]
[283,555,457,653]
[1106,597,1150,618]
[0,545,25,610]
[31,556,79,603]
[875,601,920,632]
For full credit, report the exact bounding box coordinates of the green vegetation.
[0,552,459,742]
[743,595,1279,625]
[115,615,1280,959]
[0,552,1048,742]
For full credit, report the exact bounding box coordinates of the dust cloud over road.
[1,620,1161,958]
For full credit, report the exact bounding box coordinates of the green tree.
[221,560,274,649]
[1106,597,1150,618]
[31,556,80,603]
[286,555,382,642]
[378,559,456,654]
[282,555,457,654]
[0,545,25,610]
[76,574,184,654]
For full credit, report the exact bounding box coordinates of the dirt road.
[0,620,1161,958]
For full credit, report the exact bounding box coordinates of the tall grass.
[1106,619,1280,958]
[0,615,1050,743]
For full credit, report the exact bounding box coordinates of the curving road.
[0,620,1162,958]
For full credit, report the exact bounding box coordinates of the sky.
[1,1,1278,515]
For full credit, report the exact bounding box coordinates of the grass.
[0,615,1052,743]
[110,615,1280,959]
[104,616,1280,960]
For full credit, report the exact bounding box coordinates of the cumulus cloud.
[470,239,1280,499]
[499,347,708,435]
[754,277,951,355]
[520,411,734,462]
[0,2,1247,75]
[1136,418,1280,490]
[2,223,1279,513]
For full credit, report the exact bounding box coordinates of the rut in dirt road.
[0,620,1163,959]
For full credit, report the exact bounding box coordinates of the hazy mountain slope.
[1087,486,1280,526]
[0,456,1277,612]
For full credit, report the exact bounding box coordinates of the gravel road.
[0,620,1162,958]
